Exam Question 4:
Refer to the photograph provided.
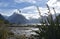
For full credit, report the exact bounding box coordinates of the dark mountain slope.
[0,14,9,24]
[8,13,28,24]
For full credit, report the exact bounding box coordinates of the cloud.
[14,0,36,4]
[21,6,48,15]
[47,0,57,7]
[0,0,48,9]
[57,0,60,1]
[0,9,14,16]
[21,6,37,13]
[0,5,49,19]
[47,0,60,13]
[0,2,9,7]
[14,0,42,4]
[14,0,48,8]
[0,5,49,15]
[47,0,60,7]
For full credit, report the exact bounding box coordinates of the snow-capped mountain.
[8,12,28,24]
[6,9,40,24]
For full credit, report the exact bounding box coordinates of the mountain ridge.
[8,12,28,24]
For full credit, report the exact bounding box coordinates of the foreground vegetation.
[33,5,60,39]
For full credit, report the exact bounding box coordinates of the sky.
[0,0,60,18]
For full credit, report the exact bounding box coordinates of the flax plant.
[33,4,60,39]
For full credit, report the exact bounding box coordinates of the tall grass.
[33,4,60,39]
[0,24,14,39]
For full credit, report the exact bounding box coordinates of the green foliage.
[32,5,60,39]
[4,20,9,24]
[0,25,14,39]
[33,13,60,39]
[15,34,26,39]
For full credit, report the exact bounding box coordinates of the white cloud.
[16,6,50,19]
[14,0,36,3]
[0,9,14,16]
[47,0,60,13]
[14,0,42,4]
[21,6,37,13]
[0,2,9,7]
[21,6,49,15]
[47,0,60,7]
[47,0,57,7]
[0,5,49,19]
[21,13,40,19]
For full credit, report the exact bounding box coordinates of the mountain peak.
[8,12,28,24]
[13,9,21,14]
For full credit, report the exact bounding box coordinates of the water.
[9,27,39,36]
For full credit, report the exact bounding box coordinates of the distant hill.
[0,14,9,24]
[8,13,28,24]
[27,18,40,24]
[0,14,5,20]
[3,15,9,20]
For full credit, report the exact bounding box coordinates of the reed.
[33,4,60,39]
